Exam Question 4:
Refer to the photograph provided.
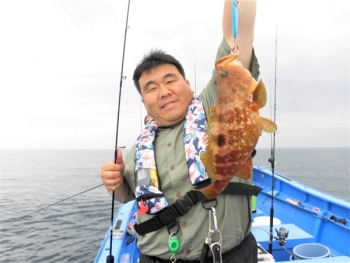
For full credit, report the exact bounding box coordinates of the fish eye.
[220,70,228,77]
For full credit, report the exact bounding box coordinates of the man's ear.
[185,79,194,95]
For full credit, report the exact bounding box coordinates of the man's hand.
[223,0,256,69]
[101,149,125,192]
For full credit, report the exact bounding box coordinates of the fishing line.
[0,184,103,231]
[107,0,131,262]
[268,25,278,254]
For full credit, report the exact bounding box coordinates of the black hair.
[133,49,186,95]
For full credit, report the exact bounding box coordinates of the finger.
[105,176,124,191]
[115,149,123,164]
[101,161,117,172]
[102,162,124,174]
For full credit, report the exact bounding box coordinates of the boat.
[94,166,350,262]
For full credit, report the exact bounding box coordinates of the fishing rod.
[268,25,278,254]
[107,0,131,262]
[0,184,103,231]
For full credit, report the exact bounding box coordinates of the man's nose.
[159,84,171,97]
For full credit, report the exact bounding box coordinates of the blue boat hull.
[95,166,350,262]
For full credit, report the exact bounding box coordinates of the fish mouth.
[215,53,239,69]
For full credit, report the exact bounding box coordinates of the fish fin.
[206,106,218,131]
[207,106,217,120]
[248,78,258,97]
[235,156,253,179]
[252,80,267,109]
[207,105,217,115]
[200,150,216,180]
[260,116,277,133]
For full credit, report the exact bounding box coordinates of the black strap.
[134,182,262,236]
[221,182,261,196]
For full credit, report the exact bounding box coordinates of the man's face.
[140,64,193,127]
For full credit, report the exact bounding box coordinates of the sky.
[0,0,349,150]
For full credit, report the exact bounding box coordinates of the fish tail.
[197,183,221,200]
[197,178,233,200]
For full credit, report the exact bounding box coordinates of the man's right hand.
[101,149,125,192]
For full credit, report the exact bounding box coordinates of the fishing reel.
[275,227,289,246]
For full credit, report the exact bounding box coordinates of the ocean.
[0,148,349,263]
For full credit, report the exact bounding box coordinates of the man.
[101,0,260,262]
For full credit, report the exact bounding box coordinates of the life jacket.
[133,95,261,235]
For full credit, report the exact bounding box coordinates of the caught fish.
[199,53,277,200]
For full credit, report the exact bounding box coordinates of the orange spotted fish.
[199,53,277,200]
